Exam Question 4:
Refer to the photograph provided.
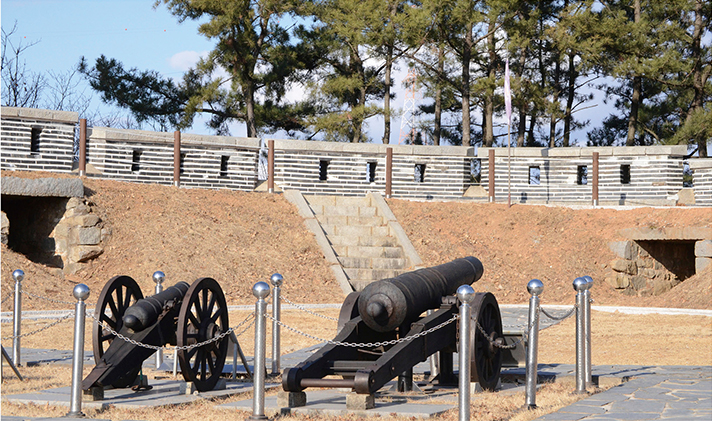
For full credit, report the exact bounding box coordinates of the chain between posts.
[20,287,83,306]
[265,313,459,348]
[279,295,339,322]
[477,303,577,350]
[1,290,14,305]
[90,312,256,352]
[1,311,75,340]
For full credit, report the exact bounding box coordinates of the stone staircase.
[285,191,422,293]
[306,195,410,291]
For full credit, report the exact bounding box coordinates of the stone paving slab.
[1,379,279,411]
[219,388,456,419]
[533,365,712,421]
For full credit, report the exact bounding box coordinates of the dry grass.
[3,307,711,420]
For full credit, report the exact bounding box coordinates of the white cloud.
[168,50,208,71]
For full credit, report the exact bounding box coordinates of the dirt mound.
[1,170,710,311]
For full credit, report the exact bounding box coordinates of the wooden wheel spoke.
[209,306,223,324]
[107,298,118,318]
[188,312,201,327]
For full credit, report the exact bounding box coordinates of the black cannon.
[82,276,232,392]
[283,256,504,395]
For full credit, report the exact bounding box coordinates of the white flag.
[504,58,512,124]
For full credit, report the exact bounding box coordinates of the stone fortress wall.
[2,106,711,206]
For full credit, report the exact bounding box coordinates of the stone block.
[695,240,712,258]
[69,245,103,263]
[180,382,198,395]
[53,223,71,239]
[346,392,375,410]
[605,275,630,289]
[609,241,637,260]
[696,257,711,273]
[463,185,488,197]
[631,276,647,291]
[83,386,104,401]
[641,268,657,279]
[677,188,696,205]
[77,227,102,245]
[611,259,637,275]
[0,176,84,197]
[69,214,101,227]
[1,211,8,245]
[636,258,653,269]
[277,391,306,408]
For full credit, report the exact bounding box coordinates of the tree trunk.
[483,20,496,147]
[563,52,576,147]
[549,53,560,147]
[626,0,642,146]
[433,45,444,146]
[244,81,257,138]
[687,0,708,157]
[383,45,393,144]
[517,51,527,147]
[461,22,473,146]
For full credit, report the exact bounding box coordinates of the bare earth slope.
[1,170,710,310]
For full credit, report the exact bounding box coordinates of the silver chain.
[90,312,255,352]
[265,313,459,348]
[280,295,339,322]
[540,305,577,321]
[20,287,81,306]
[538,304,577,331]
[1,290,14,305]
[1,311,75,340]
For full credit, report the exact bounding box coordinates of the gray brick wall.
[0,107,77,173]
[1,107,710,206]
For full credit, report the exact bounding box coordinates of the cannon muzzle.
[358,256,483,332]
[122,281,190,331]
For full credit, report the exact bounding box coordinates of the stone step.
[309,204,379,218]
[321,224,391,238]
[350,279,378,291]
[305,195,371,208]
[337,256,408,270]
[315,214,385,227]
[329,236,399,247]
[344,268,403,282]
[332,245,404,259]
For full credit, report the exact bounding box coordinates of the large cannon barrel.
[122,281,190,331]
[358,256,483,332]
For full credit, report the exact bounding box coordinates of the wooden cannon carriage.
[283,256,504,395]
[83,276,237,392]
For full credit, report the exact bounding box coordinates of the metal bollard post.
[153,271,165,370]
[248,282,270,421]
[583,276,594,387]
[67,284,90,417]
[573,277,587,394]
[457,285,475,421]
[525,279,543,409]
[270,273,283,376]
[426,309,440,379]
[12,269,24,366]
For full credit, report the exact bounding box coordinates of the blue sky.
[2,0,609,145]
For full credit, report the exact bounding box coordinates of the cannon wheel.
[176,277,230,392]
[469,292,503,391]
[93,275,144,388]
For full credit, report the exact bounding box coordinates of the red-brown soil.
[2,170,710,311]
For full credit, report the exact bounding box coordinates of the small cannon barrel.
[358,256,483,332]
[123,281,190,331]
